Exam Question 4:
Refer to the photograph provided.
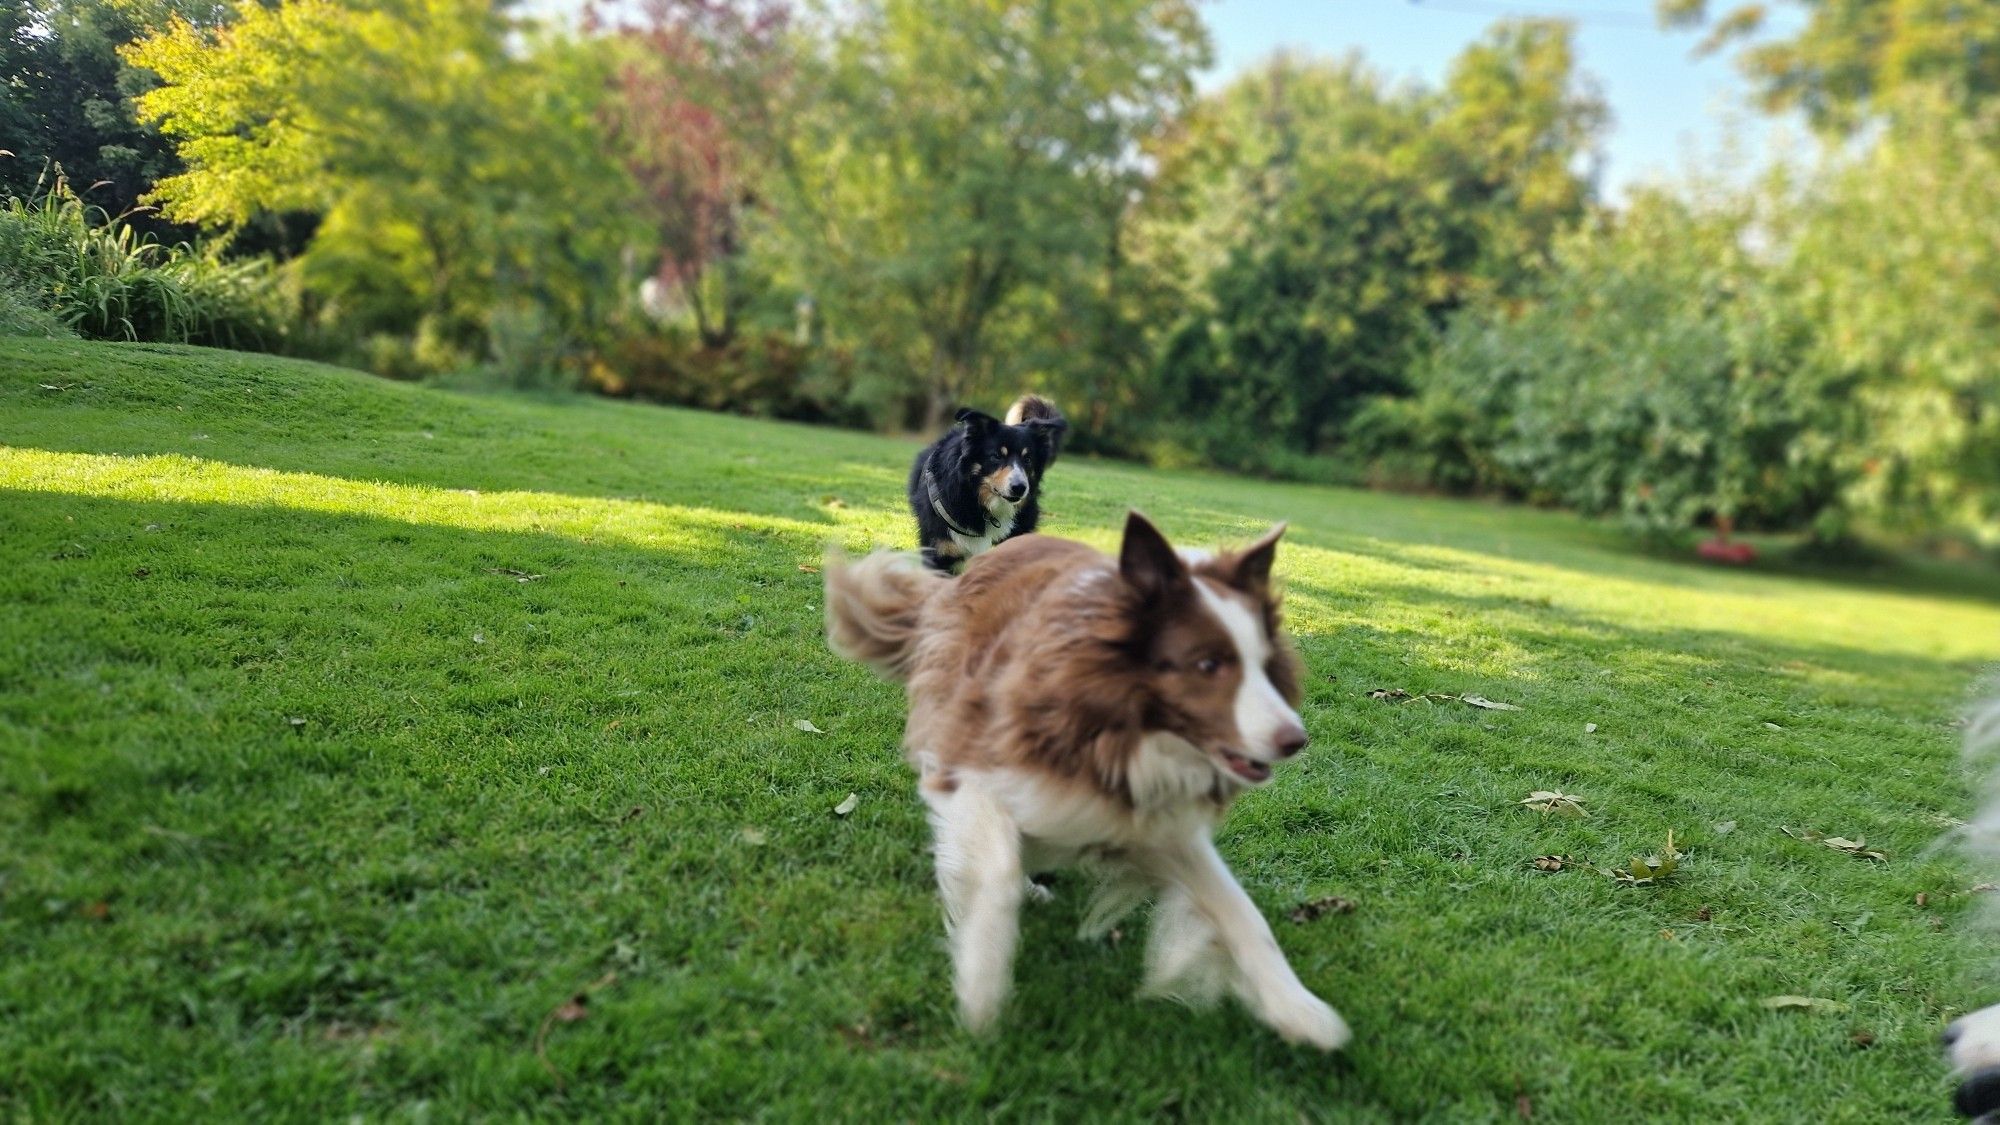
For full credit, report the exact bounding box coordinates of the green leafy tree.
[1133,21,1603,471]
[1,0,228,226]
[1415,189,1852,541]
[1659,0,2000,131]
[745,0,1209,427]
[1788,91,2000,544]
[125,0,640,369]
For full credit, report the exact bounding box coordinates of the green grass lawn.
[5,339,2000,1122]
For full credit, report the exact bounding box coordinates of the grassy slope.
[3,339,1999,1123]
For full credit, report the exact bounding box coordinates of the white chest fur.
[948,498,1018,559]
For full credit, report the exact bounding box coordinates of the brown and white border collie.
[823,511,1350,1049]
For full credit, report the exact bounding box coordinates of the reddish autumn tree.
[590,0,791,349]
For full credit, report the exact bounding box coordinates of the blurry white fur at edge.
[1947,697,2000,1099]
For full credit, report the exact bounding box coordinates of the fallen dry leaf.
[1850,1027,1876,1049]
[797,564,820,574]
[738,826,768,846]
[1521,790,1588,817]
[1288,896,1356,923]
[1916,892,1929,908]
[1366,688,1412,702]
[1763,722,1785,731]
[833,792,860,817]
[793,719,826,734]
[1760,995,1848,1014]
[1584,722,1598,734]
[1604,829,1683,885]
[1820,836,1887,861]
[81,900,111,922]
[1786,827,1886,861]
[1461,694,1523,711]
[1531,855,1571,872]
[534,971,618,1090]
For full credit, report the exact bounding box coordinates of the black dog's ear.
[1120,511,1188,603]
[953,408,999,433]
[1026,416,1067,463]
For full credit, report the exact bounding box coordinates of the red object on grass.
[1697,538,1756,564]
[1696,516,1756,565]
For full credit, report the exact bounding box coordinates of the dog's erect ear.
[953,408,998,434]
[1217,522,1286,595]
[1120,511,1187,602]
[1025,417,1067,464]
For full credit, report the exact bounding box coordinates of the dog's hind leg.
[1148,835,1350,1051]
[930,783,1025,1033]
[1078,866,1150,941]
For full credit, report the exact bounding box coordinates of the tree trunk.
[922,340,974,432]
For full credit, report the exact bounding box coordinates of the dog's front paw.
[1260,988,1351,1052]
[955,973,1009,1035]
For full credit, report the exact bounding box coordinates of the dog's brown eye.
[1196,657,1222,675]
[1000,447,1009,457]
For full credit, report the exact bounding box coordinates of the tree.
[1788,92,2000,544]
[1131,21,1604,470]
[0,0,228,226]
[1659,0,2000,131]
[592,0,792,350]
[747,0,1209,427]
[125,0,640,361]
[1416,188,1851,541]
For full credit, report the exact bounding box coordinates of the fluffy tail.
[824,548,948,681]
[1004,393,1062,426]
[1005,393,1068,460]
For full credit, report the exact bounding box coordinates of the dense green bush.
[1788,93,2000,547]
[587,323,864,427]
[0,176,286,348]
[1129,25,1604,474]
[1409,191,1854,541]
[0,277,72,339]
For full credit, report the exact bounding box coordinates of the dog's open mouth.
[1218,748,1271,784]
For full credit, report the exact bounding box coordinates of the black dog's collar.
[922,467,991,539]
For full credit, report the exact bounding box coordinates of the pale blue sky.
[1200,0,1807,197]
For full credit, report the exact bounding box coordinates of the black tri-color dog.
[907,394,1068,572]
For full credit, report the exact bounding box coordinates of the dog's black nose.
[1947,1021,1966,1048]
[1003,486,1027,501]
[1275,724,1309,758]
[1956,1067,2000,1119]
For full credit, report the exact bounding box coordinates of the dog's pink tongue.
[1225,753,1271,782]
